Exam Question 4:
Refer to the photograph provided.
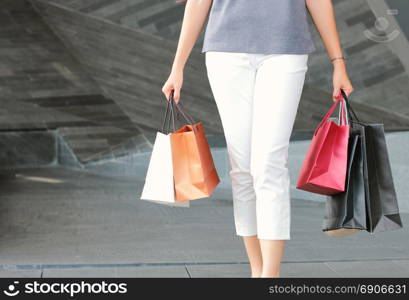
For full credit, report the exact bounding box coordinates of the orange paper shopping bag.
[169,97,220,201]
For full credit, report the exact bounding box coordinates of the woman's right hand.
[162,68,184,104]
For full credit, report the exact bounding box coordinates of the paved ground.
[0,167,408,278]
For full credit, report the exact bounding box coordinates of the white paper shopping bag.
[140,131,189,207]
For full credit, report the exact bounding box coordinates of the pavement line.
[1,257,408,271]
[184,266,192,278]
[1,262,250,270]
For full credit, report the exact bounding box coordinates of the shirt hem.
[201,40,316,54]
[201,46,316,55]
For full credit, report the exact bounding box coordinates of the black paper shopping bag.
[342,91,403,234]
[322,126,367,237]
[361,123,403,233]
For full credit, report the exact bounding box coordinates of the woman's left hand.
[332,60,354,102]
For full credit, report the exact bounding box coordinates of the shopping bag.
[322,127,367,237]
[140,99,189,207]
[344,91,403,233]
[361,124,403,233]
[169,95,220,201]
[296,95,350,195]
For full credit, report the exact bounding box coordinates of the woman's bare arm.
[306,0,354,101]
[162,0,213,103]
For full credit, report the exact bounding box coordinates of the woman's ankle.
[260,271,280,278]
[251,269,262,278]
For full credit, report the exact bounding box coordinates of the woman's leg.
[243,236,263,277]
[251,54,309,277]
[259,240,286,277]
[205,51,262,277]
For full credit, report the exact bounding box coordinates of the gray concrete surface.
[387,0,409,39]
[34,0,409,121]
[0,167,407,278]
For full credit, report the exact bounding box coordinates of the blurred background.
[1,0,409,165]
[0,0,408,278]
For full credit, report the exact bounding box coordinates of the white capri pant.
[205,52,308,240]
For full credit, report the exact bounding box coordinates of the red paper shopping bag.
[296,95,350,195]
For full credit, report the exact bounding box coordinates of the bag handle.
[340,90,361,124]
[338,96,348,126]
[169,90,196,126]
[168,90,199,133]
[161,95,176,133]
[314,96,345,135]
[161,90,198,133]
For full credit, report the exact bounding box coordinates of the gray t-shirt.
[202,0,315,54]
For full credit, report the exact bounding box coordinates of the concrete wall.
[30,0,224,136]
[0,0,146,162]
[37,0,409,124]
[306,0,409,119]
[2,0,409,168]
